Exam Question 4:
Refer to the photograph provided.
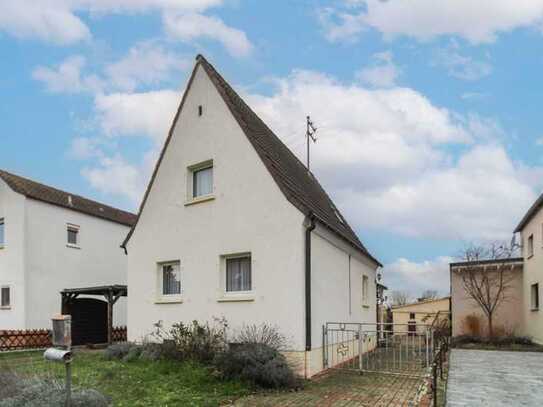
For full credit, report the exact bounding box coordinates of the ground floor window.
[160,262,181,296]
[531,283,539,311]
[226,255,251,292]
[1,286,10,308]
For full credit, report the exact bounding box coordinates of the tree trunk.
[487,314,493,338]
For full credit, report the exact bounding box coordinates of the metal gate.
[323,323,434,377]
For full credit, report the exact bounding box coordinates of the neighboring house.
[450,259,523,337]
[515,195,543,344]
[122,55,382,378]
[391,297,450,335]
[0,169,136,330]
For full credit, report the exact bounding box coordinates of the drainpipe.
[305,213,316,352]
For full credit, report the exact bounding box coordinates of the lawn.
[0,350,251,406]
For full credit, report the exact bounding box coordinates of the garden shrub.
[234,323,287,350]
[104,342,139,360]
[214,343,298,389]
[453,334,534,347]
[0,377,108,407]
[151,318,227,363]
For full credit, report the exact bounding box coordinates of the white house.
[122,55,382,377]
[0,169,135,331]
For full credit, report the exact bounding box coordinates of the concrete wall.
[126,65,307,349]
[451,268,523,337]
[519,209,543,344]
[24,199,129,329]
[0,179,27,329]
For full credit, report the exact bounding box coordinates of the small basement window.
[531,283,539,311]
[1,286,10,309]
[67,224,79,247]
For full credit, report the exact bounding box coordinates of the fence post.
[433,361,438,407]
[425,330,430,368]
[358,324,363,373]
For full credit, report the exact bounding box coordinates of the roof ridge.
[0,169,134,216]
[0,169,136,226]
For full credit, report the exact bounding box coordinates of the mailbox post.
[45,315,73,406]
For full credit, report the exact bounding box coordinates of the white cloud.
[0,1,91,45]
[320,0,543,44]
[81,154,146,204]
[355,51,401,88]
[94,90,180,141]
[433,48,492,81]
[382,256,453,298]
[244,70,541,241]
[0,0,250,58]
[104,42,189,92]
[68,137,102,159]
[164,12,253,57]
[32,56,103,94]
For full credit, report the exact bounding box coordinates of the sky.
[2,0,543,300]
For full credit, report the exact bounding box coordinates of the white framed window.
[362,275,369,306]
[531,283,539,311]
[1,286,10,309]
[528,234,534,258]
[0,218,4,248]
[157,261,182,302]
[226,255,252,292]
[187,160,214,203]
[67,224,80,248]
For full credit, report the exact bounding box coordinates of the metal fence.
[323,322,434,377]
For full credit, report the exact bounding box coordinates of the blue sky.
[2,0,543,299]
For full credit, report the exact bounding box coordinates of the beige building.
[515,195,543,345]
[450,258,523,337]
[391,297,450,335]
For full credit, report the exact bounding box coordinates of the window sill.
[217,294,255,303]
[66,244,81,250]
[531,308,539,312]
[0,306,11,310]
[184,195,215,206]
[362,304,370,309]
[155,296,183,304]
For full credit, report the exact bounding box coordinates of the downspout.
[305,213,316,352]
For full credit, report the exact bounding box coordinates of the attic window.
[198,105,203,116]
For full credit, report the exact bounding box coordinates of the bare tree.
[454,242,518,337]
[390,290,410,306]
[419,289,439,301]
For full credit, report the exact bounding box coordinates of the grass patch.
[0,350,250,406]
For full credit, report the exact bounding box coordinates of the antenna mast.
[306,115,317,170]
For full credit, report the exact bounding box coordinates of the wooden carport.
[61,285,127,345]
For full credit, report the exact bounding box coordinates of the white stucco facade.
[125,62,379,377]
[0,178,130,330]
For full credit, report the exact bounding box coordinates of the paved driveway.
[446,349,543,406]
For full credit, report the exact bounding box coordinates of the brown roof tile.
[0,169,136,227]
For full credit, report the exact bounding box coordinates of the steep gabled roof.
[0,169,136,227]
[122,55,381,267]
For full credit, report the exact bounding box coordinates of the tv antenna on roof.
[306,115,317,170]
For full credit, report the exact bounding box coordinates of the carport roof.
[61,285,127,296]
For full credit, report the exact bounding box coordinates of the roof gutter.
[305,213,316,351]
